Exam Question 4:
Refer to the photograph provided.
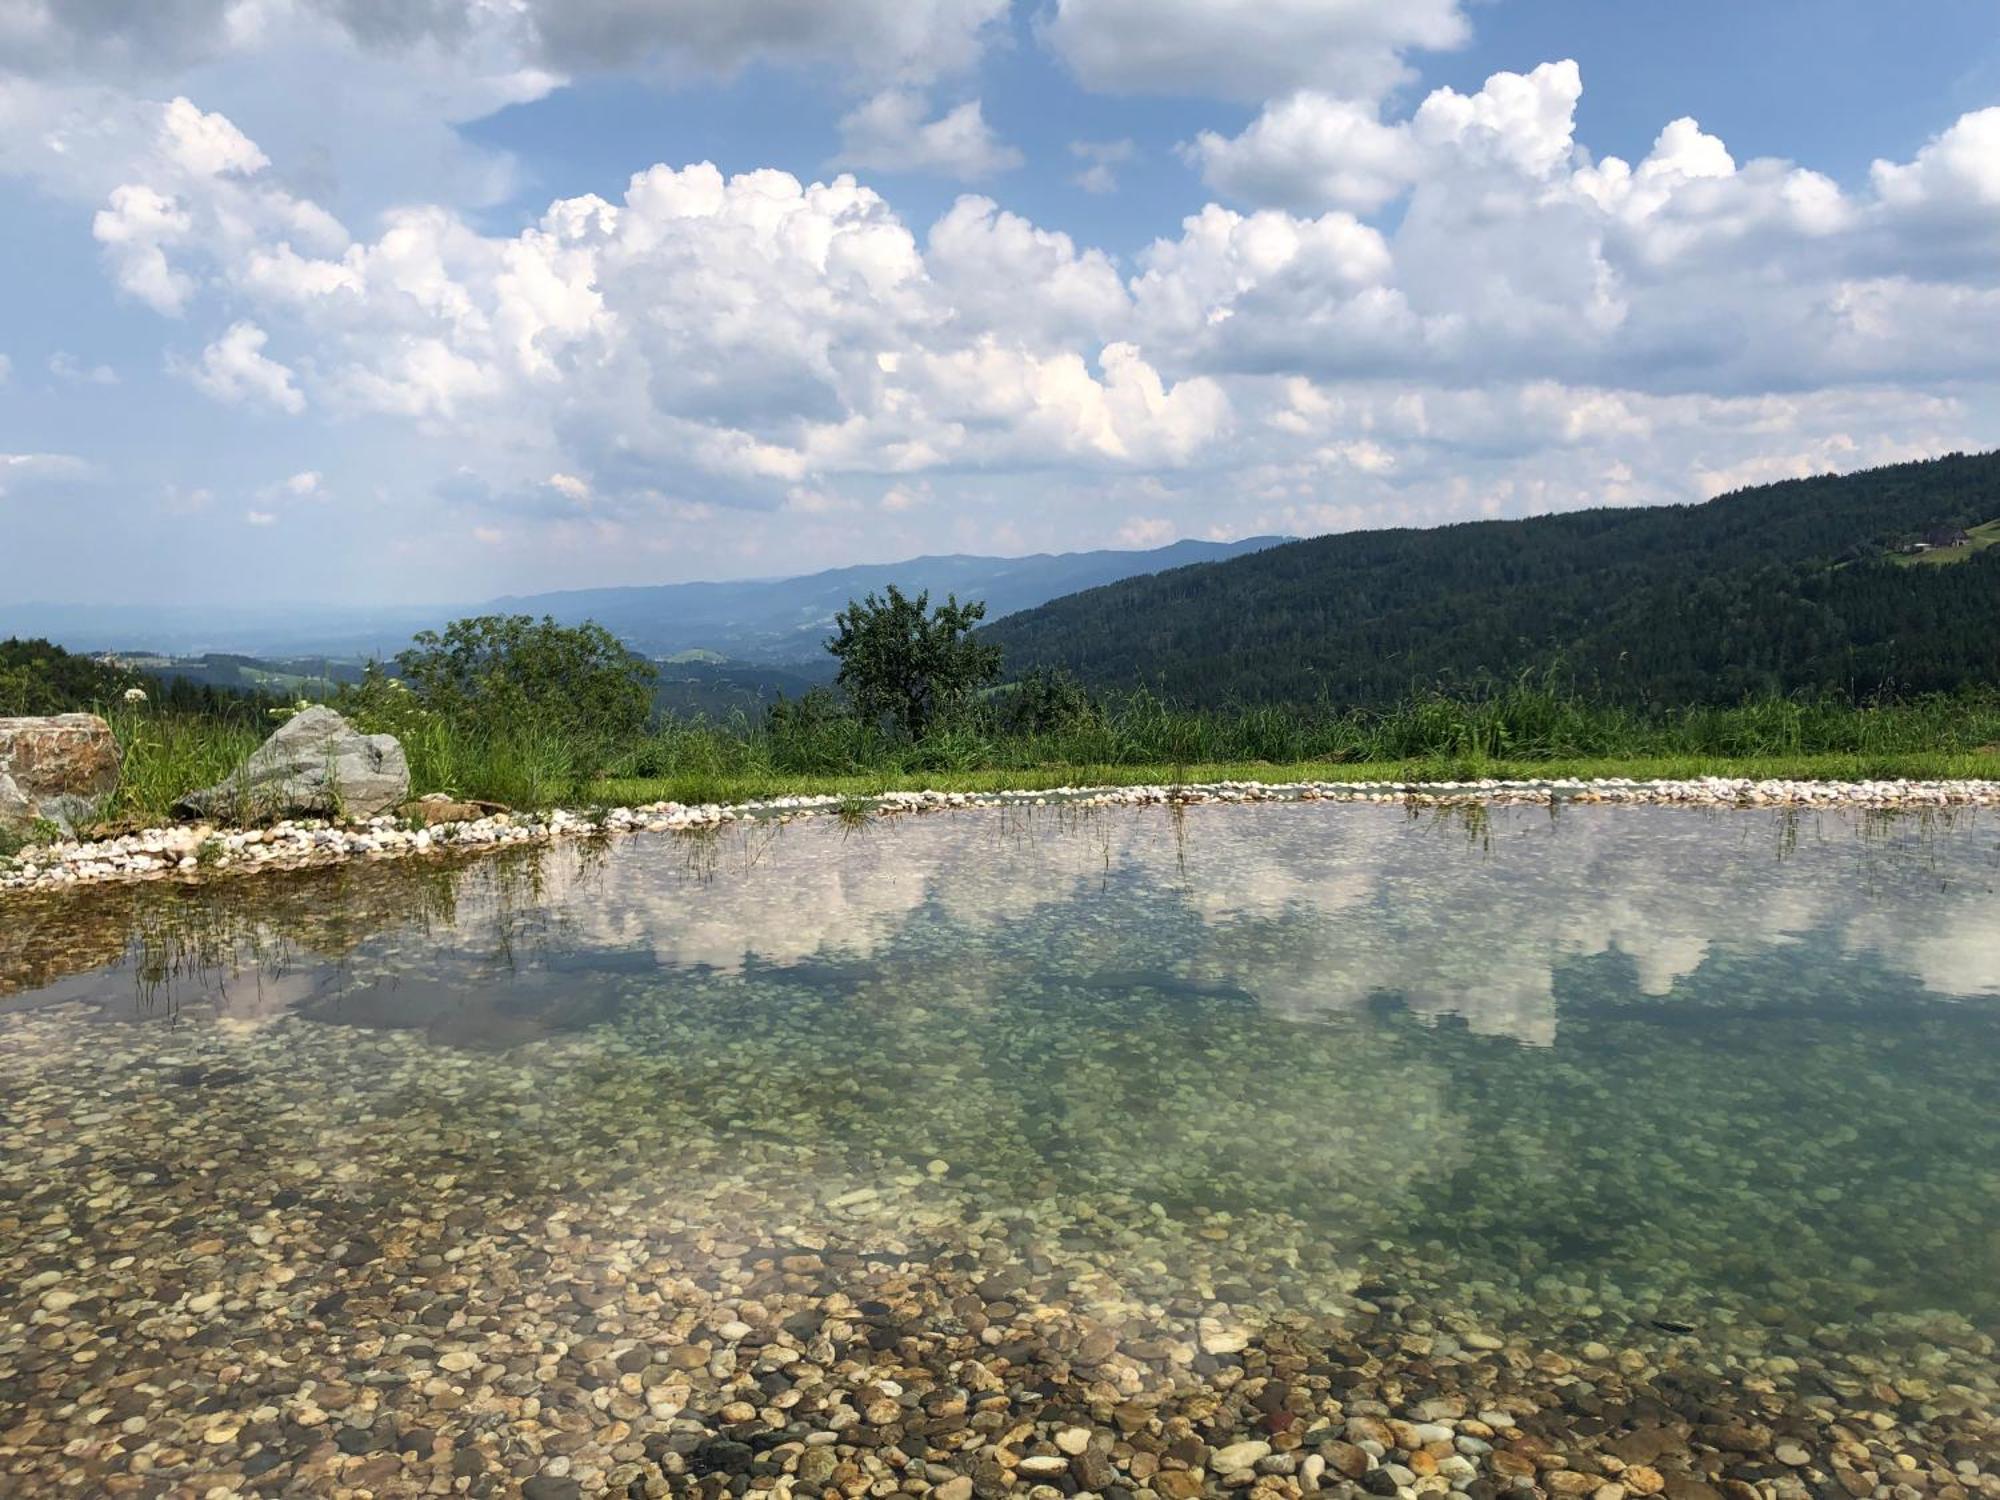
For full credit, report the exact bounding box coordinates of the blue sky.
[2,0,1998,605]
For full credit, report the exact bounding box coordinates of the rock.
[1606,1431,1683,1466]
[798,1448,841,1484]
[1057,1428,1093,1456]
[1709,1423,1771,1455]
[1321,1442,1371,1479]
[523,1477,581,1500]
[398,793,510,826]
[934,1478,974,1500]
[0,714,121,836]
[1773,1442,1811,1468]
[1073,1449,1118,1490]
[687,1438,754,1476]
[1212,1441,1272,1474]
[1078,1330,1119,1364]
[1200,1321,1251,1355]
[176,706,409,822]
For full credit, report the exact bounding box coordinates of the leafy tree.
[827,586,1002,737]
[394,615,657,739]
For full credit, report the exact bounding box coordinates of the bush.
[394,615,657,742]
[1001,665,1099,736]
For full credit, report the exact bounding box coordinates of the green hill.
[981,451,2000,706]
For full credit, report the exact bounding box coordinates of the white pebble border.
[4,774,1997,895]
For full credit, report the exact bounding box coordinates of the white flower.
[122,686,149,704]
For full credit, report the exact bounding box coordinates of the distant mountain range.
[0,536,1287,663]
[491,537,1286,663]
[983,452,2000,706]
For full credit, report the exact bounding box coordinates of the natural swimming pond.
[2,801,1995,1497]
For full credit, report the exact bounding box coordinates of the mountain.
[981,452,2000,706]
[0,604,449,660]
[489,536,1289,662]
[0,537,1286,663]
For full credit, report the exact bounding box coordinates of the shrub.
[395,616,657,742]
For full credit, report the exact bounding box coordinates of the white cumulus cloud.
[835,91,1022,181]
[182,321,305,413]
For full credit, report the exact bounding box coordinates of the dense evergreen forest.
[983,452,2000,706]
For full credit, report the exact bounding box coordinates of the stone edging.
[4,775,1997,895]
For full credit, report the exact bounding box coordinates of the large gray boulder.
[0,714,123,837]
[177,706,409,822]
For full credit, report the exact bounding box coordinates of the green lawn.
[1891,518,2000,566]
[591,750,2000,810]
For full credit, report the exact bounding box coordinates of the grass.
[103,707,268,825]
[67,684,2000,828]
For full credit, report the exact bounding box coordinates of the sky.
[2,0,1998,605]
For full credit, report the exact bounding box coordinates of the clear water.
[4,801,1997,1383]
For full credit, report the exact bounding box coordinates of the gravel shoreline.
[5,775,1998,895]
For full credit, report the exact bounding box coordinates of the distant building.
[1921,526,1971,549]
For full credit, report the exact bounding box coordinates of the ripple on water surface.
[1,801,1996,1495]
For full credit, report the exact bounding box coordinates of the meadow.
[91,682,2000,826]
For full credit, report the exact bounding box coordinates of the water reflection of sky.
[3,802,1996,1047]
[4,800,1997,1341]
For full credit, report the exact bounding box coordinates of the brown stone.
[398,795,511,826]
[0,714,120,834]
[1346,1417,1396,1449]
[1155,1470,1206,1500]
[1077,1329,1118,1364]
[1607,1430,1685,1466]
[1112,1403,1153,1435]
[1320,1442,1371,1480]
[1708,1425,1770,1456]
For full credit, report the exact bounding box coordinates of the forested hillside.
[983,452,2000,706]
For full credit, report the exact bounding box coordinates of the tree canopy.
[395,615,657,739]
[827,586,1002,737]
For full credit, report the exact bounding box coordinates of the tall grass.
[105,705,268,824]
[610,682,2000,781]
[72,683,2000,825]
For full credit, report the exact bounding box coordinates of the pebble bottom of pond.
[0,800,1995,1500]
